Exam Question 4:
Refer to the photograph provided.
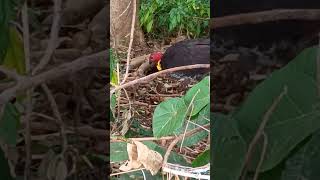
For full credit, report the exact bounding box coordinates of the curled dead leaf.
[134,141,163,175]
[119,141,163,175]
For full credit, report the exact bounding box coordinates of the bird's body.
[149,38,210,78]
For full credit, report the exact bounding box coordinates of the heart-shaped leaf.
[153,97,187,137]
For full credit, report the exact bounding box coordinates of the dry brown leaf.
[134,141,163,175]
[127,143,142,169]
[119,161,131,171]
[119,143,142,172]
[119,141,163,175]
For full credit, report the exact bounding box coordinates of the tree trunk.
[110,0,145,49]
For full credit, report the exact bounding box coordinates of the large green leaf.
[152,97,187,137]
[212,113,246,180]
[183,76,210,116]
[234,47,320,172]
[0,102,19,145]
[281,131,320,180]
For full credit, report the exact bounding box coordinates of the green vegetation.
[139,0,209,38]
[213,47,320,180]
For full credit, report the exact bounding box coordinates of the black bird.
[148,38,209,78]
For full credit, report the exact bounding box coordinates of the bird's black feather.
[161,38,210,77]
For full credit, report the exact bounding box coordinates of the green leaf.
[3,27,25,74]
[192,149,210,167]
[281,131,320,180]
[212,113,246,180]
[0,26,9,63]
[234,47,320,172]
[152,97,187,137]
[177,105,209,147]
[0,0,16,63]
[0,148,14,180]
[146,19,153,33]
[110,142,128,162]
[110,49,118,85]
[0,102,19,145]
[183,76,210,116]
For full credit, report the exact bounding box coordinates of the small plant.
[139,0,209,38]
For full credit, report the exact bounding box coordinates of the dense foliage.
[139,0,209,38]
[213,47,320,180]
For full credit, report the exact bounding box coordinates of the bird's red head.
[149,52,163,63]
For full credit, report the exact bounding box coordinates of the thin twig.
[317,33,320,97]
[163,124,210,165]
[241,86,287,180]
[41,84,68,152]
[120,0,136,84]
[212,9,320,29]
[111,136,178,143]
[32,0,62,75]
[115,0,132,21]
[110,168,146,176]
[111,64,210,95]
[0,50,107,115]
[179,89,200,151]
[22,3,32,179]
[253,132,268,180]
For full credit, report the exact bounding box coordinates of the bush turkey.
[149,38,210,78]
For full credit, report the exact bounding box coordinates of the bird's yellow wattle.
[156,61,162,71]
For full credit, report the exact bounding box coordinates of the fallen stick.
[110,64,210,94]
[211,9,320,29]
[129,54,149,69]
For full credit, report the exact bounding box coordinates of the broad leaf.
[184,76,209,116]
[153,97,187,137]
[234,47,320,172]
[212,113,246,180]
[282,131,320,180]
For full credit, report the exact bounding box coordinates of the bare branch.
[32,0,62,75]
[111,64,210,94]
[212,9,320,29]
[0,50,107,115]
